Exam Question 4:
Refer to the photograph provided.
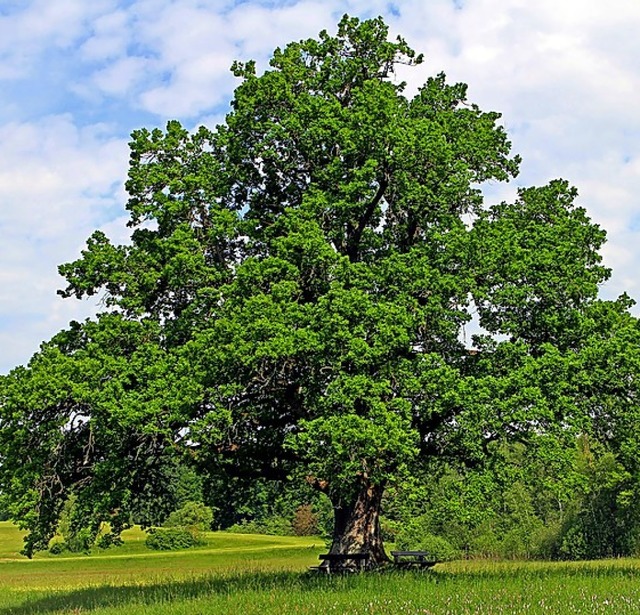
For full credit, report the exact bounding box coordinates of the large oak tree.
[0,16,632,563]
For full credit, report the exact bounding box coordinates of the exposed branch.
[347,173,389,261]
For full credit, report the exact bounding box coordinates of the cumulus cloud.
[0,115,128,371]
[0,0,639,373]
[0,0,116,79]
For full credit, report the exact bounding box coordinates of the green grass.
[1,522,640,614]
[0,521,28,559]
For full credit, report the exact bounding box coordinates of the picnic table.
[390,551,438,569]
[312,552,371,573]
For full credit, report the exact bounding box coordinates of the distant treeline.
[6,432,621,561]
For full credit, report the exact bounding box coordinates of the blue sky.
[1,0,639,373]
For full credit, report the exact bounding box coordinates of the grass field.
[1,522,640,614]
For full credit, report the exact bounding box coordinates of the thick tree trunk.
[327,480,388,567]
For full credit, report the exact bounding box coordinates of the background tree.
[0,15,633,564]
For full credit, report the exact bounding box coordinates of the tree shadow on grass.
[5,563,639,613]
[0,569,354,614]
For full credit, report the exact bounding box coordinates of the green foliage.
[551,437,640,560]
[65,528,95,554]
[48,541,65,555]
[130,457,206,528]
[291,504,319,536]
[384,433,640,561]
[164,501,213,533]
[312,494,335,540]
[54,494,98,554]
[221,491,332,538]
[0,493,9,522]
[96,532,124,550]
[0,14,637,561]
[146,501,214,551]
[144,527,204,551]
[471,180,609,348]
[395,517,458,561]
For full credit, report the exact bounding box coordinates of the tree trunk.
[327,480,388,567]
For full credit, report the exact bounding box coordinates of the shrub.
[397,531,458,561]
[145,527,204,551]
[260,515,293,535]
[292,504,319,536]
[395,515,459,561]
[380,517,400,543]
[64,527,94,554]
[56,494,96,553]
[467,520,502,558]
[48,542,65,555]
[97,532,124,550]
[164,501,213,533]
[313,494,335,539]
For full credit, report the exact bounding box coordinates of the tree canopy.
[0,15,637,563]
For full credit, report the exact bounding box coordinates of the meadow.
[1,522,640,614]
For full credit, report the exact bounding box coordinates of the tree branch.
[347,173,389,261]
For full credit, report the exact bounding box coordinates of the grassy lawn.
[0,522,26,560]
[0,522,321,587]
[1,521,640,614]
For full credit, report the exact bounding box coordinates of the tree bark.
[327,480,388,567]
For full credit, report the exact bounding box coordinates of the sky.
[1,0,639,374]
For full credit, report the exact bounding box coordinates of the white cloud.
[227,1,335,57]
[79,9,131,62]
[130,1,335,117]
[93,56,154,97]
[0,0,116,79]
[0,115,129,371]
[0,116,126,234]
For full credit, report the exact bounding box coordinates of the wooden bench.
[390,551,438,569]
[312,552,371,573]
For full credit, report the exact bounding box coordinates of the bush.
[145,501,213,551]
[64,527,94,554]
[395,515,459,561]
[313,494,335,539]
[55,494,96,553]
[145,527,204,551]
[48,542,65,555]
[380,517,400,543]
[531,519,563,560]
[292,504,319,536]
[467,520,502,558]
[164,501,213,533]
[97,532,124,550]
[397,531,458,561]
